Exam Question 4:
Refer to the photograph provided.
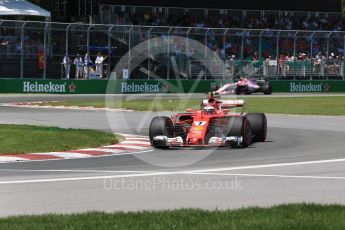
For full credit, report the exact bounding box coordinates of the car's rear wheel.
[149,116,174,149]
[263,85,273,95]
[228,116,252,147]
[246,113,267,142]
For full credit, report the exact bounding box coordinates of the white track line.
[101,145,147,150]
[34,152,93,159]
[0,156,30,163]
[189,172,345,180]
[121,141,151,145]
[78,148,125,153]
[125,138,150,141]
[0,170,150,173]
[0,171,178,185]
[0,149,154,164]
[120,134,144,137]
[3,157,345,185]
[186,157,345,174]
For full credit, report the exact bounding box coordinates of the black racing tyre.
[235,87,240,95]
[228,116,252,147]
[263,85,273,95]
[149,116,174,149]
[235,85,248,95]
[205,126,216,145]
[246,113,267,142]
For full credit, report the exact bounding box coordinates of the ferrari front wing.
[152,135,244,147]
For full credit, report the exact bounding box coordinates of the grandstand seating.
[99,5,344,31]
[0,4,345,80]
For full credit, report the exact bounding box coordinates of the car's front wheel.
[149,116,174,149]
[227,116,252,147]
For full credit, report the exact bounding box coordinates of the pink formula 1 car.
[216,78,272,95]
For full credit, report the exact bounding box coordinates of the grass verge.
[1,204,345,229]
[0,124,120,154]
[39,96,345,115]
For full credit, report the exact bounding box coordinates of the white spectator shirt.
[95,56,105,65]
[63,56,70,65]
[74,57,83,68]
[84,55,93,65]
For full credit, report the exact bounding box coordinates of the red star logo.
[323,83,330,92]
[69,83,76,93]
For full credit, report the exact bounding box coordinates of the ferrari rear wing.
[202,99,245,108]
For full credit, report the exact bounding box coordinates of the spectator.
[73,54,83,79]
[95,52,105,78]
[1,39,9,46]
[279,54,286,76]
[84,53,93,79]
[62,54,71,79]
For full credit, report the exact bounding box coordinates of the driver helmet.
[203,105,215,114]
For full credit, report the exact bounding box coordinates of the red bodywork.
[170,98,244,146]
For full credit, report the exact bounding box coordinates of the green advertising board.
[0,79,220,94]
[0,79,344,94]
[269,80,345,93]
[0,79,108,94]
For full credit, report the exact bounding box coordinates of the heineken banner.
[269,81,343,93]
[0,79,345,94]
[0,79,217,94]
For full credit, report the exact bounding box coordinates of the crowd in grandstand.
[2,5,345,79]
[111,11,344,31]
[105,9,345,67]
[0,32,43,59]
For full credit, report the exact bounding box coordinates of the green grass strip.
[0,124,120,154]
[1,204,345,229]
[40,96,345,115]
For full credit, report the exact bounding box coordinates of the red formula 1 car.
[149,93,267,148]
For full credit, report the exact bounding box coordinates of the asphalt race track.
[1,94,345,217]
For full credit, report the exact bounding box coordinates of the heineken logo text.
[290,83,322,92]
[23,81,66,93]
[121,82,160,93]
